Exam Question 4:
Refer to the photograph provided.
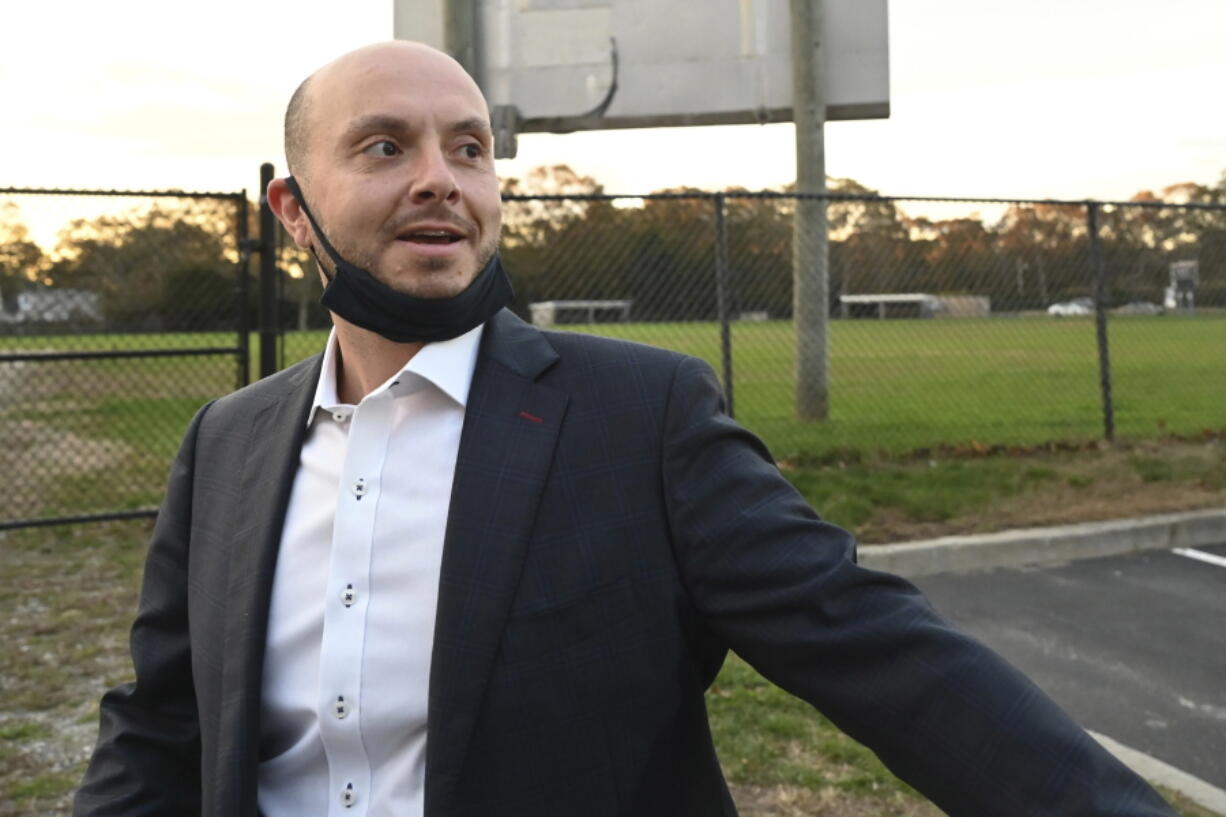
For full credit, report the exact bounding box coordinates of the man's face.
[297,45,501,298]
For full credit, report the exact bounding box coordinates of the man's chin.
[382,264,476,300]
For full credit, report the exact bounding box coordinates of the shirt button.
[341,782,356,807]
[341,584,356,607]
[352,478,367,500]
[334,695,349,719]
[332,411,348,422]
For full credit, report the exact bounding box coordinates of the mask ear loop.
[284,176,348,279]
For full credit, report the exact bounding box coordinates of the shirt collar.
[307,323,485,427]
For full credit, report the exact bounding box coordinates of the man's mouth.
[398,228,465,245]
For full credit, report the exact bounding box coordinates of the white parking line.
[1088,731,1226,815]
[1173,548,1226,569]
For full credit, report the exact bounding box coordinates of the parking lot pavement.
[911,545,1226,790]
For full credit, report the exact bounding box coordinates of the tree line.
[2,167,1224,333]
[498,166,1226,322]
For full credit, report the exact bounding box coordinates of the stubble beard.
[395,229,501,299]
[321,226,501,300]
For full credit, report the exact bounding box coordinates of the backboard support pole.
[445,0,524,158]
[790,0,830,421]
[492,105,521,159]
[444,0,480,78]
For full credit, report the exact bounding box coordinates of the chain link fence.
[270,191,1225,461]
[0,188,248,529]
[3,185,1223,529]
[487,192,1226,460]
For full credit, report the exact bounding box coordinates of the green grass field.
[3,313,1223,522]
[528,313,1225,458]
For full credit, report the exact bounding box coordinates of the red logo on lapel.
[518,411,544,424]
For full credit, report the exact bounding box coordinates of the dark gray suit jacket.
[75,309,1175,816]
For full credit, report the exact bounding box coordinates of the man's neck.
[331,314,425,405]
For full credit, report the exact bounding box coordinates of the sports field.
[520,313,1225,457]
[3,312,1223,521]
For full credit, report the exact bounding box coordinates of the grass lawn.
[2,313,1222,524]
[0,520,1218,817]
[540,313,1225,457]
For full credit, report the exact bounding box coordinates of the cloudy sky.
[3,0,1224,235]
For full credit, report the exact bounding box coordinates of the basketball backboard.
[394,0,888,153]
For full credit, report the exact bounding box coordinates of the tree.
[500,164,607,249]
[0,200,46,315]
[725,190,793,318]
[499,165,621,317]
[47,198,236,330]
[994,202,1088,304]
[826,178,915,301]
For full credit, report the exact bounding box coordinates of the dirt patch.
[0,420,132,519]
[0,523,144,815]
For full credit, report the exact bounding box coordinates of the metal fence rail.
[0,186,248,530]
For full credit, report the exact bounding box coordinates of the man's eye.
[364,140,399,157]
[460,143,484,160]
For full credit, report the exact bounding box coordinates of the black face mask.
[284,176,513,344]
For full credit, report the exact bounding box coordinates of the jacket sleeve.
[660,355,1176,817]
[73,401,213,817]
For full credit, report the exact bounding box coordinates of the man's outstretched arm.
[661,355,1177,817]
[74,403,213,817]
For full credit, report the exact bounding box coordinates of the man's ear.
[267,177,313,249]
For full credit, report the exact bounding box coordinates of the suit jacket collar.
[479,307,561,380]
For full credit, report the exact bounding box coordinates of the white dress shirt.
[258,324,484,817]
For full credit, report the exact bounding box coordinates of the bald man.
[75,42,1178,817]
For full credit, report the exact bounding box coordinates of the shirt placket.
[318,390,394,816]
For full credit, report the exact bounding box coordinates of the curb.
[859,507,1226,577]
[1089,731,1226,816]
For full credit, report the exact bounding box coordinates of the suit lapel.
[218,356,320,817]
[426,310,567,811]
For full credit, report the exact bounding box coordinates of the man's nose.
[408,144,460,204]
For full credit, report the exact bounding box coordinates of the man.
[75,41,1177,817]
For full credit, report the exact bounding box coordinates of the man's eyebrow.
[341,114,413,141]
[445,117,494,140]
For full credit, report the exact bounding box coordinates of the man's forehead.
[311,42,485,108]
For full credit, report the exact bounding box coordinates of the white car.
[1114,301,1164,316]
[1047,299,1094,316]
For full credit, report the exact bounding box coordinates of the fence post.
[713,194,735,418]
[1087,202,1115,442]
[258,163,278,380]
[235,192,251,389]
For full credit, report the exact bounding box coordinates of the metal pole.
[259,162,278,380]
[444,0,480,78]
[1088,203,1115,443]
[713,194,735,418]
[790,0,830,421]
[276,223,287,372]
[236,192,250,389]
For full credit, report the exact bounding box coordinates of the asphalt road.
[912,544,1226,789]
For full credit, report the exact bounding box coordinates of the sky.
[3,0,1225,245]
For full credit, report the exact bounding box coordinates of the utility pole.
[790,0,829,421]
